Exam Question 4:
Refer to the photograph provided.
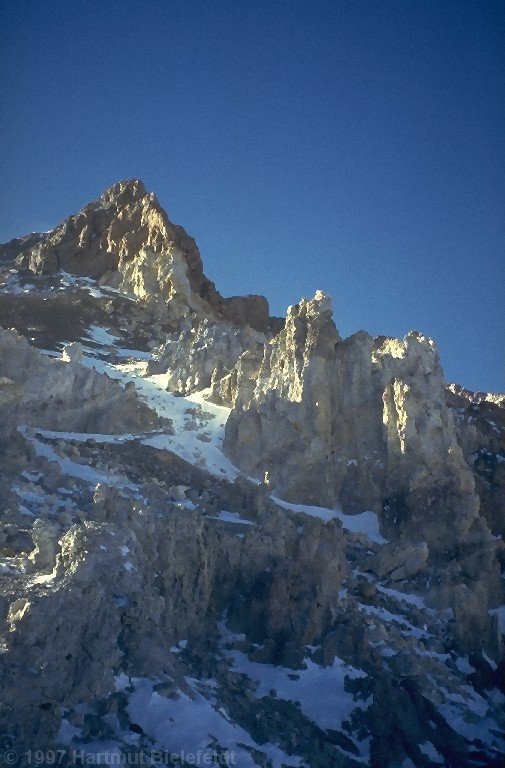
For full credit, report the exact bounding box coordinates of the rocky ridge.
[0,181,504,767]
[1,179,271,333]
[222,292,489,553]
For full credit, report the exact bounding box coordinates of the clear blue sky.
[1,0,503,391]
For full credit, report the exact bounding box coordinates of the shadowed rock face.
[447,383,505,538]
[0,329,163,434]
[3,179,271,332]
[0,479,346,749]
[221,294,270,333]
[0,232,45,262]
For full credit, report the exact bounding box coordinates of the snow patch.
[272,497,387,543]
[122,677,302,768]
[206,510,255,526]
[377,585,426,608]
[85,324,122,347]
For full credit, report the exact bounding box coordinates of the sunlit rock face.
[147,319,266,395]
[7,179,271,332]
[223,291,484,557]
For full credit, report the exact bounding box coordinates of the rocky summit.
[0,180,504,768]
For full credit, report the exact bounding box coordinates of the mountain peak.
[0,182,503,763]
[100,178,148,205]
[0,181,272,332]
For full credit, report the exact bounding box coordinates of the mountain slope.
[0,182,504,767]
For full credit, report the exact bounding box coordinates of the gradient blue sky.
[1,0,503,391]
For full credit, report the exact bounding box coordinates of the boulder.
[61,342,83,364]
[376,540,429,580]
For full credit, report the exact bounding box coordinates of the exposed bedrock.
[223,291,494,562]
[0,329,163,433]
[0,232,45,262]
[0,180,504,763]
[3,179,271,332]
[447,383,505,539]
[147,318,267,395]
[0,484,346,748]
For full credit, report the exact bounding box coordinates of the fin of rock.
[222,291,493,562]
